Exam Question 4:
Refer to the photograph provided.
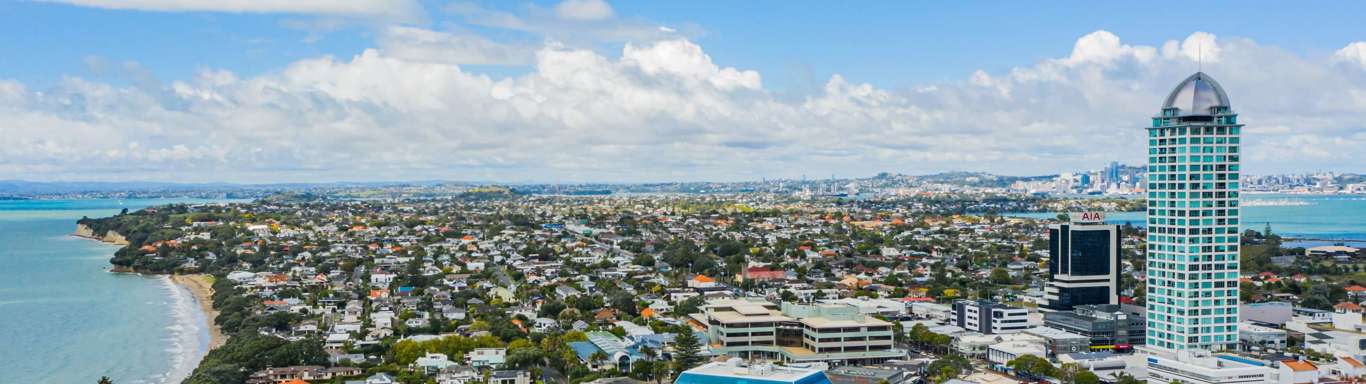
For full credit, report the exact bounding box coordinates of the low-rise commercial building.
[1238,322,1288,352]
[953,300,1031,334]
[1043,304,1144,348]
[693,298,905,366]
[1023,326,1091,356]
[1144,350,1275,384]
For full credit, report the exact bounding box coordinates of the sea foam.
[159,276,209,384]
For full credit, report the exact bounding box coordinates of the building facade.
[1145,72,1243,351]
[1044,304,1146,348]
[693,299,904,366]
[1046,220,1122,311]
[952,300,1032,334]
[1145,350,1273,384]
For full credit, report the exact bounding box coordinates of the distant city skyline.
[2,1,1365,182]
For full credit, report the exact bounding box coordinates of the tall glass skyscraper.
[1145,72,1242,351]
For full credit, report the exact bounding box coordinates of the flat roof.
[710,310,790,324]
[800,316,890,328]
[680,361,827,383]
[735,305,772,315]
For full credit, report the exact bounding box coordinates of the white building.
[987,340,1046,367]
[466,348,506,368]
[415,353,458,373]
[1144,350,1273,384]
[953,300,1033,334]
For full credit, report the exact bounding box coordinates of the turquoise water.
[1005,194,1366,243]
[0,198,239,383]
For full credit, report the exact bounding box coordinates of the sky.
[1,1,1365,183]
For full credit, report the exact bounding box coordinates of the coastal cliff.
[74,223,130,245]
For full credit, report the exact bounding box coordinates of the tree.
[589,351,609,369]
[926,355,970,383]
[98,378,114,384]
[988,267,1012,285]
[671,330,703,375]
[1007,355,1057,379]
[1073,371,1100,384]
[1112,372,1142,384]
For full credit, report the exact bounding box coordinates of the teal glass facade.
[1144,72,1243,351]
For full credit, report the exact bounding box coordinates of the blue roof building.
[675,360,831,384]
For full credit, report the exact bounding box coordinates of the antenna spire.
[1198,41,1203,72]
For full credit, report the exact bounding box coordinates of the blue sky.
[7,1,1364,90]
[1,1,1365,182]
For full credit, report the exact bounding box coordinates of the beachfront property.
[690,298,905,366]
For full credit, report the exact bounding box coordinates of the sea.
[0,198,242,384]
[1005,194,1366,247]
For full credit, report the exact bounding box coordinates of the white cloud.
[553,0,614,21]
[2,31,1365,182]
[47,0,425,23]
[1335,41,1366,69]
[378,26,534,66]
[444,1,691,48]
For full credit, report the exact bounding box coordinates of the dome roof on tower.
[1162,72,1230,116]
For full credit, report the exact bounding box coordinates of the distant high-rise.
[1145,72,1242,351]
[1045,217,1121,312]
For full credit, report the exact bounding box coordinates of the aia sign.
[1077,211,1106,223]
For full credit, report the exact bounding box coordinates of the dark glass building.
[1045,221,1121,311]
[1042,304,1146,347]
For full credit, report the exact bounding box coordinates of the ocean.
[1005,194,1366,246]
[0,198,237,384]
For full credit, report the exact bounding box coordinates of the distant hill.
[913,172,1054,188]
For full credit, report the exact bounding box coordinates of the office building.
[1043,304,1146,348]
[1146,72,1244,350]
[953,300,1032,334]
[691,299,904,366]
[1024,326,1092,356]
[1046,217,1122,311]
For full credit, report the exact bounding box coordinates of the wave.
[158,276,208,384]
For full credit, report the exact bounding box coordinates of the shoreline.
[169,274,227,351]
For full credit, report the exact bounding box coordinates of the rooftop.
[1162,72,1231,116]
[675,360,831,384]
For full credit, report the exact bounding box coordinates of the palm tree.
[590,351,610,370]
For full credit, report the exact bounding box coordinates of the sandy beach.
[170,274,227,350]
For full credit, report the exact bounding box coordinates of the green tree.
[1007,355,1058,379]
[988,267,1012,285]
[926,355,971,383]
[1112,372,1142,384]
[671,330,703,375]
[98,377,114,384]
[1073,371,1100,384]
